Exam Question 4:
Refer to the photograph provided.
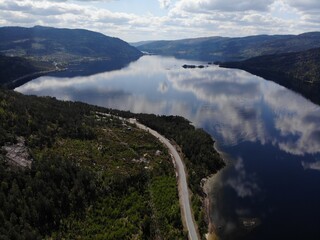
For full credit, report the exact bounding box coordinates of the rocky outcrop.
[2,137,32,168]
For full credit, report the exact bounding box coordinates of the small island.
[182,64,207,69]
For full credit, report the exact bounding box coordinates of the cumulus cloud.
[0,0,145,39]
[167,0,304,38]
[285,0,320,11]
[0,0,83,16]
[159,0,171,9]
[19,0,114,2]
[175,0,275,13]
[0,0,319,42]
[279,0,320,35]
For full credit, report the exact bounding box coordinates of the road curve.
[129,118,199,240]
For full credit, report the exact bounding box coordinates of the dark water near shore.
[16,56,320,239]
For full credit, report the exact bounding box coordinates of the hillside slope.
[0,26,142,88]
[0,26,142,62]
[0,89,224,239]
[0,55,55,88]
[220,47,320,104]
[137,32,320,62]
[0,89,184,239]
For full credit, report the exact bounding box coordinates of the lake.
[16,55,320,240]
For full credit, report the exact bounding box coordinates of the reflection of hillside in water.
[17,56,320,157]
[166,66,320,156]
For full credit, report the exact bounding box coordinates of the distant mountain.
[0,26,142,62]
[130,41,156,47]
[0,26,142,87]
[220,47,320,105]
[137,32,320,62]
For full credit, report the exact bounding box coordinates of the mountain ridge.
[220,47,320,105]
[0,25,142,88]
[0,25,142,60]
[137,32,320,62]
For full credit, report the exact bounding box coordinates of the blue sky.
[0,0,319,42]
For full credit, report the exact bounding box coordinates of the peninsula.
[0,89,224,239]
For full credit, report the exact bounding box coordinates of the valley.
[1,24,320,240]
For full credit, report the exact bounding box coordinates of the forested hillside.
[0,55,54,88]
[0,89,224,239]
[137,32,320,61]
[0,26,142,88]
[220,47,320,105]
[0,26,142,62]
[0,89,184,239]
[106,111,226,236]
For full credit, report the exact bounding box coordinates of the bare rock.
[2,137,32,168]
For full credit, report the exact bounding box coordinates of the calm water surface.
[16,56,320,239]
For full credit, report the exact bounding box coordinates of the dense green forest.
[107,111,225,236]
[107,111,225,193]
[220,47,320,105]
[0,88,224,239]
[0,89,185,239]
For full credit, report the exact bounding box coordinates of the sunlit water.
[16,56,320,239]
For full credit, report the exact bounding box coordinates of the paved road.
[129,118,199,240]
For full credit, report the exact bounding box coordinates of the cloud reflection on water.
[16,56,320,157]
[16,56,320,239]
[157,81,169,93]
[302,160,320,171]
[165,65,320,156]
[226,158,260,198]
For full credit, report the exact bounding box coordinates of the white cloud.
[0,0,319,41]
[175,0,275,13]
[0,0,142,39]
[19,0,114,2]
[280,0,320,31]
[285,0,320,11]
[159,0,171,9]
[0,0,83,15]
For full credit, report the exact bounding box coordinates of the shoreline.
[202,143,228,240]
[7,69,61,90]
[202,174,219,240]
[101,111,226,239]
